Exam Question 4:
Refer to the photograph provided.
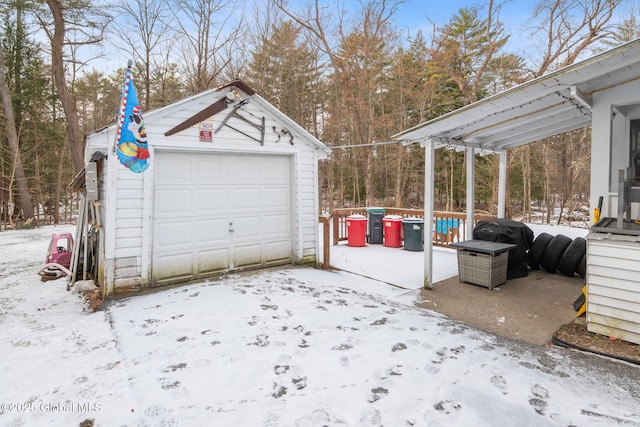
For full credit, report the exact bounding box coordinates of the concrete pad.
[327,235,586,347]
[415,270,584,346]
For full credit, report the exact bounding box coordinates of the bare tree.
[275,0,403,207]
[527,0,622,76]
[171,0,243,93]
[39,0,111,173]
[110,0,173,110]
[0,43,34,222]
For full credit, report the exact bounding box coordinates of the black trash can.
[402,218,424,251]
[473,219,534,279]
[366,207,385,244]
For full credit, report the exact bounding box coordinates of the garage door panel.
[198,248,230,274]
[234,244,263,268]
[230,157,261,183]
[233,216,263,239]
[195,218,230,245]
[156,156,192,184]
[196,157,227,181]
[155,252,193,280]
[265,241,291,261]
[263,214,291,236]
[195,189,229,213]
[155,189,192,216]
[231,188,262,210]
[154,221,192,249]
[262,187,290,209]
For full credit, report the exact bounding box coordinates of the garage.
[81,80,329,297]
[153,151,293,285]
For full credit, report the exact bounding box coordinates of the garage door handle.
[229,222,234,232]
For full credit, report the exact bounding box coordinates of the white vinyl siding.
[587,234,640,345]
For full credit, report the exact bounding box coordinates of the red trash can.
[346,214,367,247]
[383,215,403,248]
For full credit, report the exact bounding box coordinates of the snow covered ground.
[2,225,639,427]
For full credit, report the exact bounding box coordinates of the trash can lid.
[402,217,424,224]
[366,207,386,214]
[346,214,367,220]
[383,215,403,221]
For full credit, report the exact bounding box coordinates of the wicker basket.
[457,250,508,289]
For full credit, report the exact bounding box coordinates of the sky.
[5,223,640,426]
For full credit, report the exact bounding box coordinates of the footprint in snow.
[160,379,181,390]
[163,363,187,372]
[332,343,353,351]
[247,334,270,347]
[491,369,508,395]
[385,365,403,377]
[368,387,389,403]
[431,346,466,364]
[274,365,289,375]
[271,384,287,399]
[392,343,407,352]
[433,399,462,414]
[529,383,549,415]
[292,375,307,390]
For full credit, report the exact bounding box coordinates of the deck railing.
[330,208,496,247]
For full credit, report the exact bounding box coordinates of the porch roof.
[392,38,640,152]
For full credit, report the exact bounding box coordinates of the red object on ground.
[383,215,403,248]
[346,215,367,247]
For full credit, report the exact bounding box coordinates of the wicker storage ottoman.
[457,250,508,289]
[451,240,516,289]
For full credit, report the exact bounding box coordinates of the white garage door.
[152,151,293,285]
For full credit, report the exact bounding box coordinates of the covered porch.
[392,38,640,345]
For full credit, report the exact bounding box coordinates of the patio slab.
[328,241,584,346]
[416,270,584,346]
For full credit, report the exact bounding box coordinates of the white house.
[393,39,640,345]
[79,80,330,296]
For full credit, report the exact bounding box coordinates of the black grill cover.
[473,219,534,279]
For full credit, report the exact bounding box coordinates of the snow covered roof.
[393,38,640,152]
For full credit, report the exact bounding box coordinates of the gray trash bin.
[366,207,385,244]
[402,218,424,251]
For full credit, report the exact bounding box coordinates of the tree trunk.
[365,146,374,207]
[394,145,404,207]
[0,44,34,221]
[46,0,85,173]
[54,146,67,224]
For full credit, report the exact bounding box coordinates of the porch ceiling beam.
[570,85,593,110]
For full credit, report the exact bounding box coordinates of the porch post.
[466,147,475,239]
[498,149,507,218]
[424,140,435,289]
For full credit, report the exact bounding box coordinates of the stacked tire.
[528,233,586,277]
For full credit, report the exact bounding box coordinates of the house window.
[631,119,640,179]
